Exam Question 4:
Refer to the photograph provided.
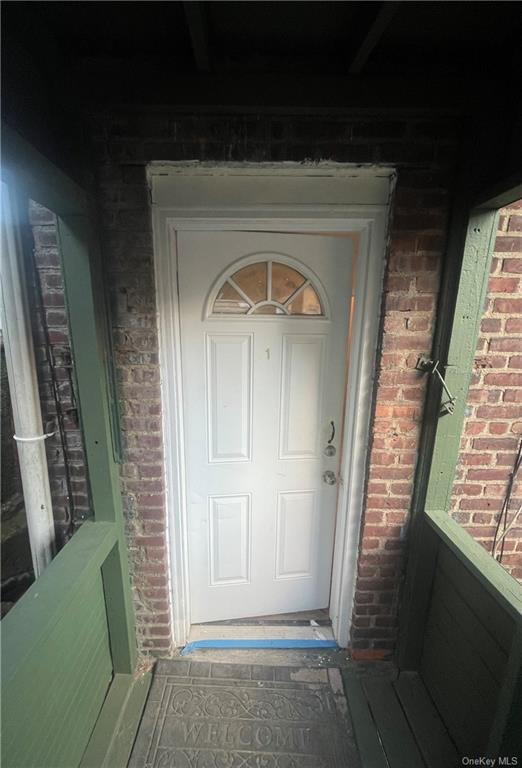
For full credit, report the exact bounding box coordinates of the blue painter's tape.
[180,639,338,656]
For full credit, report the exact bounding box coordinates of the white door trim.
[149,163,394,647]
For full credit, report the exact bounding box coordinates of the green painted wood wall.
[422,547,513,754]
[1,523,118,768]
[419,512,522,757]
[1,125,139,768]
[398,187,522,758]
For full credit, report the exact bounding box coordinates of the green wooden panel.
[501,662,522,757]
[101,542,138,674]
[1,522,116,684]
[362,678,425,768]
[2,566,113,768]
[425,209,499,513]
[397,517,440,670]
[433,568,508,683]
[394,672,459,768]
[80,672,152,768]
[397,207,499,669]
[57,663,114,766]
[428,510,522,631]
[488,625,522,756]
[420,527,521,757]
[437,544,515,654]
[341,671,388,768]
[58,213,136,674]
[4,575,110,762]
[39,606,113,767]
[1,130,141,768]
[421,616,498,755]
[425,588,500,705]
[57,215,123,525]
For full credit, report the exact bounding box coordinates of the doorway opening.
[149,163,393,647]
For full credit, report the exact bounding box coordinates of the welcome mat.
[129,659,359,768]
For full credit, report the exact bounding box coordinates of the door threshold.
[197,608,331,627]
[181,623,337,656]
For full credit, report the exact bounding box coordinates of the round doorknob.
[322,470,337,485]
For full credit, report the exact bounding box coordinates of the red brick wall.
[352,222,443,653]
[90,111,458,657]
[28,202,92,544]
[450,201,522,582]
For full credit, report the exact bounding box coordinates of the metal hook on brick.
[415,356,457,415]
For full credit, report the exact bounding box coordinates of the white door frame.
[149,162,394,647]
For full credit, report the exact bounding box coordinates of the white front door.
[178,231,354,623]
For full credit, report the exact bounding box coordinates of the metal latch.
[415,356,457,415]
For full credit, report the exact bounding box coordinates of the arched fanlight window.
[211,260,324,316]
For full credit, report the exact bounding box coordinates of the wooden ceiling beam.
[183,1,211,73]
[349,2,400,75]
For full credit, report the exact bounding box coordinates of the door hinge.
[415,356,457,415]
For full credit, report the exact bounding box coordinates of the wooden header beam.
[474,177,522,210]
[0,123,87,217]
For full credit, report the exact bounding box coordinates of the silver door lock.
[322,470,337,485]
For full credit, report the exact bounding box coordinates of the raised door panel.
[275,491,316,579]
[279,334,325,459]
[209,494,251,585]
[206,334,253,463]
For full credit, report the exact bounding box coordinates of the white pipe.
[1,181,55,575]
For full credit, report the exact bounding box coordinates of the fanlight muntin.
[205,252,330,320]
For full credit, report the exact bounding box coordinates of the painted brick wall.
[450,200,522,582]
[28,202,92,545]
[90,111,459,657]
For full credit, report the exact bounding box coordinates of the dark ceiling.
[1,1,521,179]
[3,1,522,91]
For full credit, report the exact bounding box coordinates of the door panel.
[276,490,316,579]
[209,494,251,585]
[206,333,252,463]
[178,231,353,623]
[279,334,325,459]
